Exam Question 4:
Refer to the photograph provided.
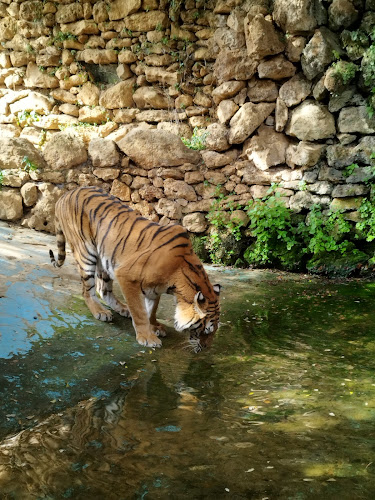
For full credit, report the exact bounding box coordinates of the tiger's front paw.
[151,322,167,338]
[95,310,113,322]
[136,332,162,348]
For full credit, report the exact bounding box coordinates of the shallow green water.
[1,266,375,499]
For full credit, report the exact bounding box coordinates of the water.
[1,255,375,498]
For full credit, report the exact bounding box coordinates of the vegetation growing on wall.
[201,185,375,277]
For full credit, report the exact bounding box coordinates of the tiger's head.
[174,284,221,352]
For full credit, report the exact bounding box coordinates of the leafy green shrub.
[305,205,351,255]
[356,195,375,242]
[203,186,373,276]
[181,127,209,150]
[244,188,304,269]
[206,190,248,266]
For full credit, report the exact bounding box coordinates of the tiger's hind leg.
[77,256,113,322]
[96,264,130,318]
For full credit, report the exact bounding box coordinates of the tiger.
[49,186,221,352]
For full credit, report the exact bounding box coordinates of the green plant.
[22,156,39,172]
[16,110,40,126]
[206,188,247,266]
[331,60,358,85]
[356,195,375,242]
[305,205,351,255]
[181,127,209,150]
[0,170,3,187]
[244,186,303,267]
[54,31,78,43]
[38,129,47,148]
[343,162,359,178]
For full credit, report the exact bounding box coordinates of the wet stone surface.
[1,221,375,499]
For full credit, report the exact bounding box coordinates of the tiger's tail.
[49,221,66,268]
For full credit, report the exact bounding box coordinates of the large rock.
[286,141,325,168]
[144,67,180,86]
[217,100,239,124]
[43,132,87,170]
[247,79,278,103]
[24,62,59,88]
[331,184,369,197]
[279,73,312,107]
[133,87,170,109]
[78,106,109,124]
[205,123,230,152]
[338,106,375,134]
[258,54,296,80]
[117,129,201,169]
[245,14,284,59]
[201,149,238,168]
[19,1,44,22]
[286,101,336,141]
[124,11,168,31]
[243,124,289,171]
[213,27,246,51]
[76,49,118,64]
[229,102,275,144]
[213,49,258,84]
[0,17,17,41]
[108,0,141,20]
[110,180,131,202]
[88,138,119,167]
[99,79,136,109]
[21,182,38,207]
[155,199,182,219]
[56,4,84,24]
[60,20,99,36]
[9,91,54,115]
[0,137,46,170]
[0,188,23,221]
[50,89,78,105]
[164,179,197,202]
[273,0,327,34]
[289,191,323,212]
[326,136,375,168]
[328,0,358,32]
[77,82,100,107]
[21,183,63,233]
[182,213,207,233]
[237,161,274,185]
[212,80,246,105]
[301,27,343,80]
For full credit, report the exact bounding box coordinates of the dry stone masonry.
[0,0,374,237]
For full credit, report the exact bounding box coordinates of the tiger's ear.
[213,284,221,295]
[194,291,206,318]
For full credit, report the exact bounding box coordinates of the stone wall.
[0,0,375,236]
